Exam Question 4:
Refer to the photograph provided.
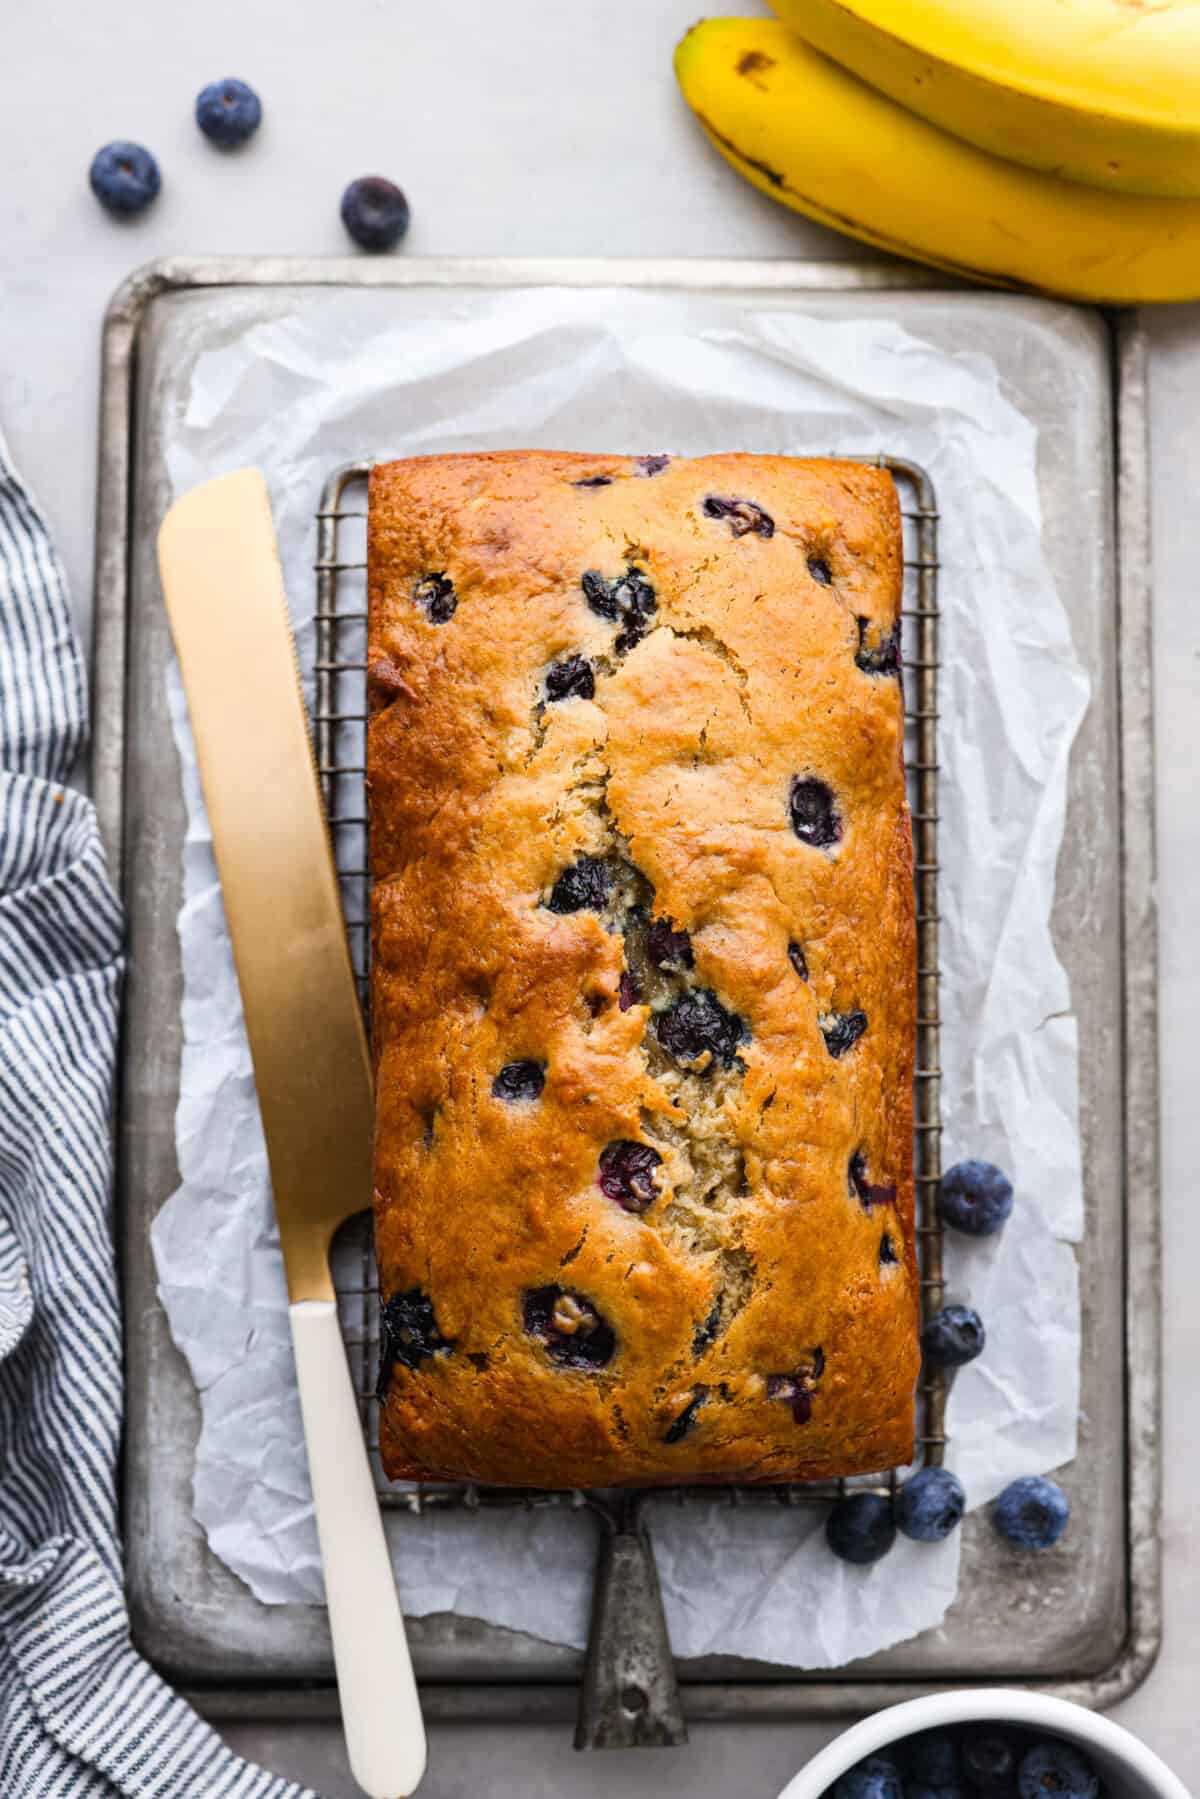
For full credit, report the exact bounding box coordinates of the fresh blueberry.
[376,1287,454,1397]
[938,1159,1014,1237]
[545,655,595,702]
[788,941,809,980]
[922,1304,986,1368]
[646,919,693,970]
[655,989,746,1072]
[702,495,775,539]
[598,1140,663,1213]
[832,1754,903,1799]
[821,1009,868,1058]
[548,855,611,914]
[523,1285,616,1369]
[907,1733,961,1786]
[895,1466,966,1542]
[1017,1742,1099,1799]
[89,142,161,216]
[195,78,262,147]
[788,776,842,849]
[807,554,833,585]
[492,1060,545,1103]
[856,616,902,677]
[848,1149,897,1212]
[993,1476,1070,1550]
[961,1730,1018,1790]
[908,1788,968,1799]
[413,572,456,623]
[341,176,411,251]
[825,1492,895,1565]
[664,1386,708,1443]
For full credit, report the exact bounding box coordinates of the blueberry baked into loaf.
[367,451,917,1489]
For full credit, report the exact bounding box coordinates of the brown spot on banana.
[735,50,776,89]
[695,109,785,187]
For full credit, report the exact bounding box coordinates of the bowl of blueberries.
[777,1693,1188,1799]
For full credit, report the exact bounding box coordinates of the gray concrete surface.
[2,2,1196,1792]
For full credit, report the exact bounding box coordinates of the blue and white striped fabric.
[0,433,316,1798]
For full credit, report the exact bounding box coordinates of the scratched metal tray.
[92,257,1159,1728]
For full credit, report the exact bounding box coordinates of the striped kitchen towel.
[0,432,317,1798]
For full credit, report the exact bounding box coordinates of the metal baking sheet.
[93,257,1159,1720]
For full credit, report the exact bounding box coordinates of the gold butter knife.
[158,468,426,1799]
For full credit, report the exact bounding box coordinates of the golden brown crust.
[368,452,917,1489]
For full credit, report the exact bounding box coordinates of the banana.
[768,0,1200,198]
[673,18,1200,304]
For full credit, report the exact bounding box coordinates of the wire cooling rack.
[313,455,944,1518]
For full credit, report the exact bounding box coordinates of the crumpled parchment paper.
[150,285,1087,1667]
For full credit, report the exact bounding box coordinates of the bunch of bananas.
[674,3,1200,303]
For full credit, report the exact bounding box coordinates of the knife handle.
[290,1299,427,1798]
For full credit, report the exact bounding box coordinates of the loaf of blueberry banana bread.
[367,451,917,1489]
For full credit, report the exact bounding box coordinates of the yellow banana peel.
[674,18,1200,304]
[769,0,1200,197]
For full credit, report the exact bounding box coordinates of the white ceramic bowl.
[776,1692,1191,1799]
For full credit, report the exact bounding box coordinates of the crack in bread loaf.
[367,451,917,1488]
